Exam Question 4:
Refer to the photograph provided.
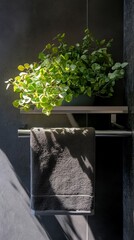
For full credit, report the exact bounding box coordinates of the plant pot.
[62,95,95,106]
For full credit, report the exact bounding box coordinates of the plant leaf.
[121,62,128,68]
[18,65,25,71]
[24,63,30,69]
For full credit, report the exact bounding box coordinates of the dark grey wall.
[124,0,134,239]
[0,0,124,239]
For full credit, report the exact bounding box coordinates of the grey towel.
[30,127,95,214]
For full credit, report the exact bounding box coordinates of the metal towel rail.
[18,129,132,138]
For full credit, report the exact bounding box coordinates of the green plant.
[5,29,128,115]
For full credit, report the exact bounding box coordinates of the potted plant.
[5,29,128,116]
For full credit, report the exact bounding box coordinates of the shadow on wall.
[0,148,96,240]
[0,149,63,240]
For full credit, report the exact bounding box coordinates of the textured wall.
[124,0,134,239]
[0,0,124,239]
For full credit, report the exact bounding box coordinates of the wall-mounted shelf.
[21,106,128,114]
[21,106,128,127]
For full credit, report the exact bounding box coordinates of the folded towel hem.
[31,194,93,197]
[31,195,93,212]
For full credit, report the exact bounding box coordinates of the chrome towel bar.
[18,129,132,138]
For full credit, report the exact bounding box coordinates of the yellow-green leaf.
[18,65,25,71]
[46,43,51,50]
[13,100,20,108]
[24,63,30,69]
[15,76,21,81]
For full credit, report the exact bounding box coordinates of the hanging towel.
[30,127,95,215]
